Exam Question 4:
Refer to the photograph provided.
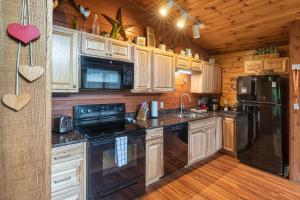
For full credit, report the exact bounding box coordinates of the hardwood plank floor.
[140,154,300,200]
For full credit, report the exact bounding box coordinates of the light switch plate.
[292,64,300,70]
[293,103,299,110]
[160,101,164,109]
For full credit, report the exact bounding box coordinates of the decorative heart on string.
[7,23,40,44]
[2,93,31,111]
[19,65,44,82]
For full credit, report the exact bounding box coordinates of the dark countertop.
[51,110,236,148]
[52,129,87,148]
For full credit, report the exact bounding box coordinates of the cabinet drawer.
[176,57,191,69]
[52,159,82,193]
[189,118,216,130]
[52,187,81,200]
[52,143,84,165]
[146,128,163,140]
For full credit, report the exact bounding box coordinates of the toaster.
[52,115,73,133]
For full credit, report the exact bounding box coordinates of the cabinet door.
[189,129,206,164]
[215,117,223,151]
[212,66,222,93]
[202,64,213,93]
[110,39,132,61]
[191,60,202,71]
[176,56,191,70]
[205,126,216,156]
[191,72,203,93]
[81,33,109,57]
[223,117,236,153]
[244,60,263,73]
[133,46,152,92]
[52,26,78,92]
[52,188,80,200]
[146,138,163,185]
[152,51,175,92]
[263,58,288,73]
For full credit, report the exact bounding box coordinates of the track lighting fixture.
[176,12,187,29]
[159,0,173,17]
[192,23,202,38]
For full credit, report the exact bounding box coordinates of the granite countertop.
[52,129,87,148]
[51,110,237,147]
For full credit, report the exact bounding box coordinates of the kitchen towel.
[115,136,128,167]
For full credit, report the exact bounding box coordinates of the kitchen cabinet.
[188,118,217,165]
[52,26,79,93]
[146,128,163,186]
[51,142,86,200]
[81,33,132,62]
[152,49,175,92]
[222,117,236,154]
[176,55,191,70]
[191,59,202,71]
[132,45,152,92]
[215,117,223,151]
[244,57,289,74]
[191,63,221,94]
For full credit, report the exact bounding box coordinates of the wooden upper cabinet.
[212,65,222,94]
[81,33,132,61]
[191,59,202,71]
[176,55,191,70]
[222,117,236,153]
[263,57,289,73]
[81,32,108,57]
[152,50,175,92]
[52,26,79,93]
[244,60,263,73]
[110,39,132,61]
[133,46,152,92]
[245,58,289,74]
[202,64,214,93]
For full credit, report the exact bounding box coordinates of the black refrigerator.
[236,75,289,177]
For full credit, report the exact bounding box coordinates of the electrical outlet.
[160,101,164,109]
[292,64,300,70]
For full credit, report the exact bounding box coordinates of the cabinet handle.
[53,154,71,160]
[73,85,77,88]
[54,176,72,184]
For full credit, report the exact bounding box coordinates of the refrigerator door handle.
[257,110,261,132]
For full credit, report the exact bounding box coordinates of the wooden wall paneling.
[289,20,300,183]
[0,0,51,200]
[52,74,199,116]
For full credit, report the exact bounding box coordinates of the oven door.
[88,130,146,199]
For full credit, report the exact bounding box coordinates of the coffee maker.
[208,97,220,111]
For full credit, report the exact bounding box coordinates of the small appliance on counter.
[52,115,73,133]
[151,100,158,118]
[137,101,149,120]
[208,97,220,111]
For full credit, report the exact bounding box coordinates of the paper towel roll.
[151,101,158,118]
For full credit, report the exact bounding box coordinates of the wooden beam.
[0,0,52,199]
[289,20,300,183]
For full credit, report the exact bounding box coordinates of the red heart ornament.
[7,23,40,44]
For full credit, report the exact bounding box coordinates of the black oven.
[88,130,146,200]
[81,56,134,90]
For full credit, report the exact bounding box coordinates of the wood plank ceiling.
[129,0,300,54]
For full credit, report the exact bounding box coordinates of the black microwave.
[81,56,134,90]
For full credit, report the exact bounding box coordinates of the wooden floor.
[140,154,300,200]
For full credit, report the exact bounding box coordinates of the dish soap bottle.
[92,14,100,35]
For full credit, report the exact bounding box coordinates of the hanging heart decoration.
[7,23,40,44]
[2,93,31,111]
[19,64,44,82]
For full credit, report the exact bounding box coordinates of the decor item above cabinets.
[52,26,79,93]
[244,57,289,74]
[191,63,221,94]
[81,32,132,62]
[152,49,175,92]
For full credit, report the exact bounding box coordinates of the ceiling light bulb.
[176,12,187,29]
[192,23,202,38]
[159,0,173,17]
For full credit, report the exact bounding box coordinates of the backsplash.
[52,74,199,116]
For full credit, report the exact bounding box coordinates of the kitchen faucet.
[180,93,192,114]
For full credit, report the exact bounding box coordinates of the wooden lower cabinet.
[146,128,164,186]
[188,118,221,165]
[51,142,86,200]
[222,117,236,154]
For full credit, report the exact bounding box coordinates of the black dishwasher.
[163,123,188,176]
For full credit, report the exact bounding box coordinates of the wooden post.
[289,20,300,182]
[0,0,52,199]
